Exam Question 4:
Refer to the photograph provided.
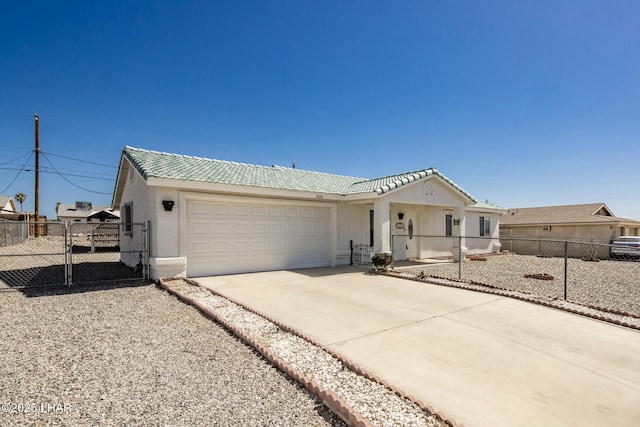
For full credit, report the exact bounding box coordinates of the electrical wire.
[0,151,32,166]
[42,151,117,169]
[40,152,112,195]
[0,151,33,195]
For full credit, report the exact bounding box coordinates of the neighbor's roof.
[0,195,17,213]
[56,203,113,219]
[119,146,477,201]
[500,203,640,225]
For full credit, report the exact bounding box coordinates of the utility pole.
[34,113,40,236]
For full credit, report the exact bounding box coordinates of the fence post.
[64,222,71,286]
[144,221,151,280]
[563,241,568,301]
[350,239,353,266]
[458,236,462,280]
[390,234,395,260]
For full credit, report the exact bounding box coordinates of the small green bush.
[371,252,393,269]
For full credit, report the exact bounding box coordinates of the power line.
[0,151,32,166]
[0,151,33,195]
[40,152,112,195]
[0,166,114,181]
[42,151,118,169]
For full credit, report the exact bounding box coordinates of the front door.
[395,212,418,260]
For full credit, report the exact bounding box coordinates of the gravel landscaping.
[0,283,344,427]
[400,254,640,317]
[3,237,639,426]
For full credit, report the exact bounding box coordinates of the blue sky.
[1,1,639,219]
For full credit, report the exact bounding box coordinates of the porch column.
[456,205,467,260]
[374,198,391,253]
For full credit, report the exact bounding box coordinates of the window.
[445,213,452,237]
[480,216,491,237]
[369,210,374,247]
[123,203,133,236]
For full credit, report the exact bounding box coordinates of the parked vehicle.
[611,236,640,258]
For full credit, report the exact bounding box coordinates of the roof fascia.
[375,174,475,205]
[466,205,507,214]
[591,203,614,217]
[111,156,131,209]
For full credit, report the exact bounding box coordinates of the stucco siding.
[118,164,152,267]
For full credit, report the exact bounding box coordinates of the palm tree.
[14,193,27,212]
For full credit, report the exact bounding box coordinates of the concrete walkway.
[195,267,640,427]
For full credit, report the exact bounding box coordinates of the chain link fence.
[390,234,640,317]
[0,219,29,247]
[0,221,149,290]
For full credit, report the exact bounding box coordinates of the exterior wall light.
[162,200,174,211]
[398,212,404,220]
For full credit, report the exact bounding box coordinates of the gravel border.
[0,283,345,426]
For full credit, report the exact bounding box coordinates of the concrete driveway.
[195,266,640,427]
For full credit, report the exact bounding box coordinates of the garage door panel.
[236,223,250,234]
[212,204,232,216]
[269,207,283,217]
[190,202,211,216]
[190,222,209,234]
[252,240,268,251]
[190,241,209,254]
[269,240,284,251]
[269,223,284,234]
[285,223,298,234]
[186,200,330,276]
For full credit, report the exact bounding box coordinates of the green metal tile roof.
[121,146,476,201]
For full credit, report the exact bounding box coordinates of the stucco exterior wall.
[118,165,152,267]
[335,202,371,265]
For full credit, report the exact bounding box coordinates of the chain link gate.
[0,221,150,290]
[66,221,150,285]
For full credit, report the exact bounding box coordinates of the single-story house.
[499,203,640,257]
[56,201,119,222]
[112,146,505,279]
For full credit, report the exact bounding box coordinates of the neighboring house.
[112,146,505,279]
[56,201,119,222]
[499,203,640,257]
[0,195,18,218]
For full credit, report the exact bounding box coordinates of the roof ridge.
[124,146,367,180]
[350,168,438,186]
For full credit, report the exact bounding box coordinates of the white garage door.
[186,199,331,276]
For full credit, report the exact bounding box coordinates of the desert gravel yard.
[403,254,640,317]
[0,283,344,427]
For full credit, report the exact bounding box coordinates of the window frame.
[445,213,453,237]
[480,216,491,237]
[369,210,374,247]
[123,203,133,236]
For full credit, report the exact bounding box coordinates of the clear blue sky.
[1,1,639,219]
